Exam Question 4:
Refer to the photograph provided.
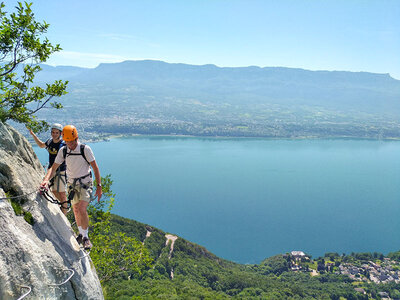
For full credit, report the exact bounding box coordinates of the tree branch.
[28,95,54,114]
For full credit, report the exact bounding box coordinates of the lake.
[34,136,400,264]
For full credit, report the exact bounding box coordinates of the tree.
[88,175,153,284]
[0,1,68,132]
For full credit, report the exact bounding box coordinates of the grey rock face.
[0,122,103,300]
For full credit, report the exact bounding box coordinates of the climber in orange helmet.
[40,125,102,250]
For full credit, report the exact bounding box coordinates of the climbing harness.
[67,172,96,203]
[39,186,71,210]
[69,173,92,190]
[48,168,67,192]
[62,143,97,202]
[16,285,31,300]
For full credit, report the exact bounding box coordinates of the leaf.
[0,1,68,131]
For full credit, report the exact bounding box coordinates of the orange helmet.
[62,125,78,141]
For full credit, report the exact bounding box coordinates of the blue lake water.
[34,137,400,264]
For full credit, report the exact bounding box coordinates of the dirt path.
[165,234,178,259]
[165,234,178,279]
[142,230,152,245]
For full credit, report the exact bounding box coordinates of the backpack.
[45,138,51,149]
[63,143,90,165]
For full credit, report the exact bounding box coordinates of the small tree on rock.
[88,175,153,283]
[0,1,68,132]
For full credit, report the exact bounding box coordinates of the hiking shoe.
[83,237,93,250]
[76,234,83,245]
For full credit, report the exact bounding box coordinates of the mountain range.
[32,60,400,139]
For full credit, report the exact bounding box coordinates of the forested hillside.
[94,213,400,299]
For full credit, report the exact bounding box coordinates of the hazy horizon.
[4,0,400,79]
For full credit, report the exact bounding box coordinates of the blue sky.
[4,0,400,79]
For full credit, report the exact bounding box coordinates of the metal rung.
[16,285,31,300]
[48,268,75,286]
[78,249,91,259]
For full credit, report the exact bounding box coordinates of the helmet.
[51,123,63,132]
[62,125,78,141]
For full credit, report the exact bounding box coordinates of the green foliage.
[91,231,153,284]
[144,229,167,260]
[352,252,367,261]
[90,174,115,220]
[7,191,34,225]
[0,1,68,132]
[100,212,400,299]
[88,174,153,284]
[105,278,230,300]
[388,251,400,261]
[10,198,22,215]
[343,252,385,263]
[258,254,290,275]
[23,211,33,225]
[325,252,340,261]
[109,214,148,243]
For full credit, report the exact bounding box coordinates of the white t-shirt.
[54,142,95,183]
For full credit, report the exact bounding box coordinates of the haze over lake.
[35,137,400,263]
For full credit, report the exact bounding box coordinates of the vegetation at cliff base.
[6,190,35,225]
[85,175,153,284]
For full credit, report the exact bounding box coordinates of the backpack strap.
[63,144,90,165]
[63,146,67,160]
[80,143,89,165]
[45,138,52,149]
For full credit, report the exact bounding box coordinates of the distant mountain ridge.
[39,59,397,82]
[37,60,400,108]
[32,60,400,139]
[38,59,398,87]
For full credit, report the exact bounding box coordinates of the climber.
[28,123,69,215]
[40,125,102,250]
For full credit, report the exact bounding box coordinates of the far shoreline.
[83,132,400,143]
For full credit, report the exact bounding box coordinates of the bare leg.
[52,191,68,215]
[73,200,92,249]
[73,200,89,230]
[52,190,61,201]
[59,192,68,215]
[72,203,81,227]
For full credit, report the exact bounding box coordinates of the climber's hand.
[40,180,49,189]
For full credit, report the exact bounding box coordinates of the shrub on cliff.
[88,175,153,284]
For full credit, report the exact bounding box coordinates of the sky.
[3,0,400,79]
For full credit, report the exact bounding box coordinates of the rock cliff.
[0,122,103,299]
